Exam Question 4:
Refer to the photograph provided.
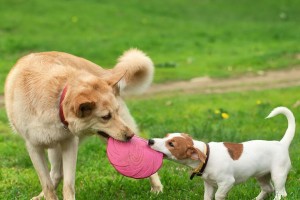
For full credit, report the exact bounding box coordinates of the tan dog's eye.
[168,142,174,147]
[101,113,112,121]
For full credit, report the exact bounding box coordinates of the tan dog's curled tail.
[266,106,296,147]
[113,48,154,95]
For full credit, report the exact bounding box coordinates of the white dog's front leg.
[61,136,79,200]
[215,178,234,200]
[204,181,215,200]
[149,172,163,193]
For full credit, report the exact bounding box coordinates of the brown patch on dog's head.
[186,146,207,163]
[165,133,206,162]
[223,142,243,160]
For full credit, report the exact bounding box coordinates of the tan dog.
[148,107,295,200]
[5,49,162,200]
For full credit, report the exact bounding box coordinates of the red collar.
[59,85,69,128]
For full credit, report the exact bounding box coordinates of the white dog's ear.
[74,96,96,118]
[187,146,206,163]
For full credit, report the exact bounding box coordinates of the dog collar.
[190,143,210,180]
[59,85,69,129]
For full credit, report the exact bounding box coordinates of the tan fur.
[166,136,193,159]
[113,49,154,94]
[4,49,162,199]
[223,142,243,160]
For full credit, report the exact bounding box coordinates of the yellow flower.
[214,109,221,114]
[256,100,262,105]
[221,112,229,119]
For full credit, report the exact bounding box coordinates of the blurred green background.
[1,0,300,199]
[1,0,300,93]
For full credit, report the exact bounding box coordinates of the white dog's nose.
[148,139,155,146]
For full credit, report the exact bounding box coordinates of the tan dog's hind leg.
[118,98,163,193]
[61,137,79,200]
[26,144,58,200]
[149,173,163,193]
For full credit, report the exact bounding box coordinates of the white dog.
[148,107,295,200]
[5,49,162,200]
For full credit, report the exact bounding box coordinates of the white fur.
[150,107,295,200]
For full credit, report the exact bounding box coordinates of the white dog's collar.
[190,143,210,180]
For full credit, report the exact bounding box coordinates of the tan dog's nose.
[125,129,135,141]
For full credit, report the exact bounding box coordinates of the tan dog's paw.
[30,197,41,200]
[150,184,163,194]
[30,193,43,200]
[149,173,163,194]
[30,191,44,200]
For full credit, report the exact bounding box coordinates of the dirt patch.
[135,67,300,97]
[1,67,300,107]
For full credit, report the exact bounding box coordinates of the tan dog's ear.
[74,96,96,118]
[106,71,126,87]
[187,146,207,163]
[104,71,127,95]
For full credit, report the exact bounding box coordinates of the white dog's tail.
[266,106,296,148]
[113,48,154,95]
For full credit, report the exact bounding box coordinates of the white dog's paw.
[150,184,163,194]
[274,190,287,200]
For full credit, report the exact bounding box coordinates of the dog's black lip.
[97,131,110,138]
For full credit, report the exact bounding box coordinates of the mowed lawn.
[1,87,299,199]
[1,0,300,93]
[1,0,300,199]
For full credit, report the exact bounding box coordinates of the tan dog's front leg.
[27,143,58,200]
[61,137,79,200]
[49,145,64,188]
[149,172,163,193]
[32,145,64,200]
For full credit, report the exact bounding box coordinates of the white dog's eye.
[168,141,174,147]
[101,113,112,121]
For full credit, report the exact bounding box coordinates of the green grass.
[1,87,300,199]
[1,0,300,93]
[1,0,300,199]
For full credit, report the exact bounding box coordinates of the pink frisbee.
[107,136,163,179]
